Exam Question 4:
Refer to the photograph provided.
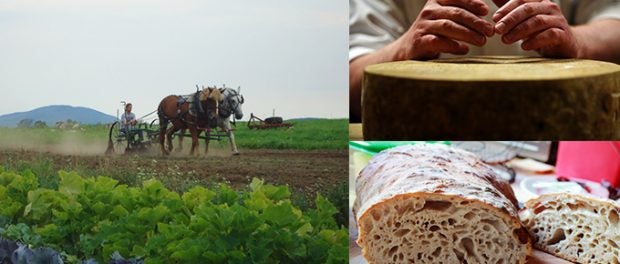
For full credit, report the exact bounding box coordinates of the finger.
[426,19,488,46]
[493,0,541,22]
[502,14,566,44]
[419,34,469,56]
[495,1,556,34]
[437,0,490,16]
[421,6,495,36]
[521,27,566,51]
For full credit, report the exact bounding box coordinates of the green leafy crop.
[0,168,347,263]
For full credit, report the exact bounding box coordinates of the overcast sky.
[0,0,348,120]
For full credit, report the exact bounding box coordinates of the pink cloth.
[556,141,620,187]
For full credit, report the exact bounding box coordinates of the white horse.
[178,86,244,155]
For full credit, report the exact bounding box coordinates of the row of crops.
[0,167,347,263]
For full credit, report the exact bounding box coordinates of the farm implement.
[105,120,233,155]
[247,113,293,130]
[105,120,159,155]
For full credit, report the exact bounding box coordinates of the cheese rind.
[362,57,620,140]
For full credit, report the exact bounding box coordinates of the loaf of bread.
[353,144,530,263]
[520,193,620,263]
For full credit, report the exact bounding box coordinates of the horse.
[157,87,222,156]
[178,86,244,156]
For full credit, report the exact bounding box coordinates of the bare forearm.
[349,42,403,122]
[349,55,373,123]
[349,0,493,121]
[572,19,620,63]
[349,56,365,122]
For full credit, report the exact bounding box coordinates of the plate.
[519,176,609,199]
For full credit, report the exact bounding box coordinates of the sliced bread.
[354,144,530,263]
[520,193,620,263]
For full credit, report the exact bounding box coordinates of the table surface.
[349,249,572,264]
[349,123,363,141]
[348,148,580,263]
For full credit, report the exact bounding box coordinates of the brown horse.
[157,87,222,156]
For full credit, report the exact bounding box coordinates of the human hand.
[393,0,495,60]
[492,0,581,58]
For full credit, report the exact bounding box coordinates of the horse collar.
[195,91,205,114]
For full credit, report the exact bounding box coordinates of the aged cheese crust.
[362,56,620,140]
[354,144,530,263]
[520,193,620,263]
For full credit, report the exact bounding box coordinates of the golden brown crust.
[354,144,520,221]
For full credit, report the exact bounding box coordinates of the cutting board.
[349,248,572,264]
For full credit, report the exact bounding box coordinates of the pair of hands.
[124,119,137,126]
[397,0,580,60]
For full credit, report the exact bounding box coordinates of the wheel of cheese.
[361,56,620,140]
[354,143,531,263]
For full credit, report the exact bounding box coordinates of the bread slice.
[353,144,531,264]
[520,193,620,263]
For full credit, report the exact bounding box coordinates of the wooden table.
[349,123,363,140]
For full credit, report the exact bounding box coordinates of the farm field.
[0,118,348,262]
[0,119,348,153]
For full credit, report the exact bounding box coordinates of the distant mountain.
[0,105,116,127]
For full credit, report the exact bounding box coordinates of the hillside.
[0,105,116,127]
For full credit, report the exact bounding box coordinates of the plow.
[247,113,293,130]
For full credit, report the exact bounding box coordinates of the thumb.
[492,0,509,7]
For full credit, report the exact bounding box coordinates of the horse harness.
[159,91,215,129]
[219,89,244,127]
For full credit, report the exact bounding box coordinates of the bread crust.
[354,144,531,263]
